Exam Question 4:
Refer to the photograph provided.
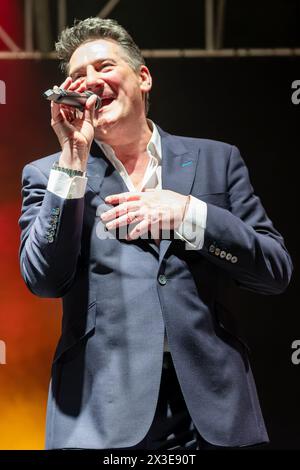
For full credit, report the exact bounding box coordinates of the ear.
[139,65,152,93]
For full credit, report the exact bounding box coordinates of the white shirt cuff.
[175,196,207,250]
[47,169,87,199]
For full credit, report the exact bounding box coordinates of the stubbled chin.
[93,113,119,137]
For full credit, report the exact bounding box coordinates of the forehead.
[69,38,126,72]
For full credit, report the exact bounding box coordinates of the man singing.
[19,17,292,450]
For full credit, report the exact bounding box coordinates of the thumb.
[84,93,98,123]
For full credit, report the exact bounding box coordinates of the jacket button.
[158,274,167,285]
[220,250,226,258]
[226,253,232,261]
[231,256,238,264]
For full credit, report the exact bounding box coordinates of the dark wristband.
[52,162,86,177]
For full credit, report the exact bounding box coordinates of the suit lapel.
[160,128,198,195]
[86,141,128,198]
[158,128,199,264]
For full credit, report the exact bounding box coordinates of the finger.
[51,100,62,121]
[59,108,75,128]
[59,76,72,90]
[61,105,77,123]
[106,211,143,230]
[100,201,140,221]
[51,100,74,123]
[83,93,98,124]
[51,77,72,121]
[52,101,76,124]
[75,83,88,94]
[127,220,149,240]
[105,193,141,204]
[68,77,85,92]
[59,107,69,122]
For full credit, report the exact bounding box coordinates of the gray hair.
[55,17,149,114]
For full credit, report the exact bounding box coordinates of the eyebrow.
[70,58,117,78]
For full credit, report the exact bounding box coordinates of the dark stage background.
[0,0,299,451]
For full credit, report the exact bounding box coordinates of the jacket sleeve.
[200,145,293,294]
[19,163,85,298]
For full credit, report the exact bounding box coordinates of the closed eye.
[97,63,114,72]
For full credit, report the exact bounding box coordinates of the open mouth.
[100,97,115,108]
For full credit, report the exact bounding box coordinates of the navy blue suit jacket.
[19,127,293,448]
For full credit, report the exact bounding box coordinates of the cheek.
[98,74,121,96]
[105,72,141,103]
[119,74,140,95]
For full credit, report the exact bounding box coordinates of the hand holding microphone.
[48,76,99,172]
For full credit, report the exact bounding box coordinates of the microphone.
[43,87,101,111]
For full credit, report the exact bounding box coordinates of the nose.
[85,65,104,92]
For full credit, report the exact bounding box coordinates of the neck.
[95,115,152,164]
